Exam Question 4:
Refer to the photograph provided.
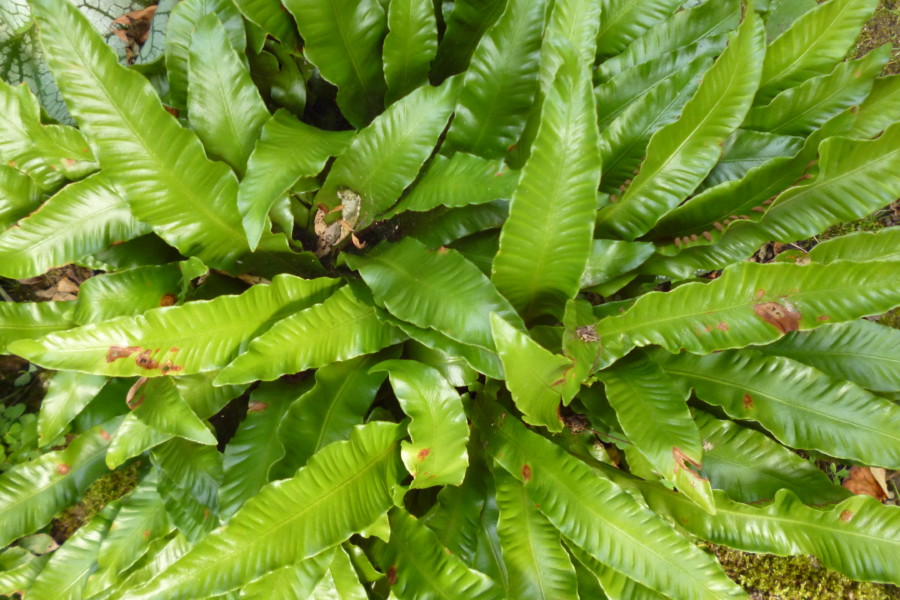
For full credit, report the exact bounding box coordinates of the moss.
[50,461,141,542]
[849,0,900,74]
[706,544,900,600]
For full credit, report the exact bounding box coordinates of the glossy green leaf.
[373,359,469,488]
[0,419,117,547]
[807,227,900,264]
[37,370,107,447]
[598,352,714,513]
[317,79,458,227]
[239,110,354,250]
[187,14,269,177]
[491,314,569,432]
[745,45,889,136]
[27,502,118,600]
[219,382,294,519]
[659,350,900,469]
[403,200,508,248]
[495,469,577,599]
[850,73,900,138]
[132,377,217,446]
[581,240,654,289]
[591,260,900,370]
[703,129,804,189]
[387,153,518,216]
[11,275,339,377]
[239,550,334,600]
[595,0,681,58]
[283,0,387,127]
[483,404,745,600]
[540,0,602,82]
[763,0,817,40]
[216,286,404,385]
[378,508,503,600]
[166,0,247,109]
[273,352,393,478]
[596,11,765,240]
[114,422,404,600]
[597,0,740,80]
[405,340,479,387]
[0,300,74,354]
[640,484,900,586]
[106,414,171,471]
[0,164,41,229]
[757,0,878,102]
[383,0,437,103]
[0,547,50,597]
[430,0,506,82]
[566,543,666,600]
[693,409,851,505]
[152,438,224,541]
[0,173,149,279]
[445,0,545,159]
[96,471,173,581]
[757,320,900,393]
[492,46,600,320]
[232,0,298,45]
[421,462,490,566]
[307,545,368,599]
[347,237,523,354]
[32,0,252,270]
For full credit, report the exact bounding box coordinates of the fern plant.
[0,0,899,597]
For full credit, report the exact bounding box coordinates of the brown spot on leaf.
[61,158,76,167]
[522,464,532,482]
[143,530,151,538]
[755,289,766,299]
[126,377,148,409]
[159,360,183,375]
[716,322,729,331]
[170,346,180,353]
[576,325,600,343]
[99,429,111,441]
[754,301,801,334]
[159,294,177,306]
[56,464,70,475]
[416,448,431,460]
[817,315,831,322]
[135,350,159,370]
[387,566,398,585]
[840,510,854,522]
[248,402,268,412]
[107,346,141,362]
[742,394,754,410]
[672,447,703,479]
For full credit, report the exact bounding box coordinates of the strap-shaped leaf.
[283,0,387,127]
[26,503,118,600]
[595,11,765,240]
[239,550,335,600]
[598,0,740,80]
[421,461,490,566]
[31,0,252,270]
[132,377,217,446]
[0,165,41,229]
[693,409,851,505]
[216,286,405,385]
[482,404,745,600]
[219,382,294,519]
[273,352,394,478]
[96,471,173,580]
[347,237,523,354]
[0,173,149,279]
[378,508,503,599]
[231,0,297,45]
[659,350,900,469]
[317,79,458,227]
[492,45,600,320]
[430,0,506,81]
[598,53,708,193]
[0,419,117,547]
[495,469,577,599]
[808,227,900,264]
[0,300,74,353]
[37,370,107,447]
[239,110,354,250]
[386,153,518,216]
[491,314,569,432]
[445,0,546,159]
[373,359,469,488]
[592,260,900,370]
[703,129,804,189]
[166,0,246,109]
[757,320,900,392]
[9,275,340,377]
[383,0,437,103]
[744,45,889,136]
[598,351,715,514]
[595,0,682,58]
[403,200,508,248]
[114,422,404,600]
[661,120,900,275]
[757,0,878,102]
[639,484,900,586]
[540,0,602,81]
[187,13,269,177]
[850,73,900,138]
[566,542,667,600]
[581,239,654,288]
